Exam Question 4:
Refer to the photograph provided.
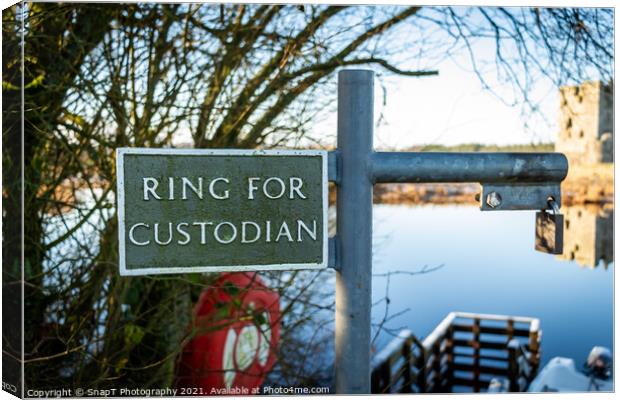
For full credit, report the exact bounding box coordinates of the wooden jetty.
[371,312,541,393]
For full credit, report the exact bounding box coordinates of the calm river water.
[370,204,613,367]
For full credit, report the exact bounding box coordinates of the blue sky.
[371,42,560,149]
[309,6,566,150]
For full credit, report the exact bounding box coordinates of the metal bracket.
[328,151,340,184]
[328,236,339,270]
[479,182,561,211]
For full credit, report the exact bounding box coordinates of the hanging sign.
[116,148,328,275]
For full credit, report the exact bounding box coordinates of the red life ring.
[176,272,280,394]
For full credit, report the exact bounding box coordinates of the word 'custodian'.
[127,176,317,246]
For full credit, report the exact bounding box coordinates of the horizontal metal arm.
[370,152,568,184]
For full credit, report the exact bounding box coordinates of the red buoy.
[176,273,280,395]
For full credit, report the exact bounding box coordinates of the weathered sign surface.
[116,148,327,275]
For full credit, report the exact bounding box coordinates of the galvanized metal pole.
[371,152,568,183]
[331,69,568,393]
[335,69,374,394]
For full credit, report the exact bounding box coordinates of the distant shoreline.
[396,143,555,153]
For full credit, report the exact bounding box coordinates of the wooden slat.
[451,323,530,337]
[371,329,415,368]
[451,362,510,376]
[453,311,536,324]
[453,352,509,363]
[389,360,409,389]
[401,339,413,393]
[452,338,510,350]
[472,318,481,392]
[422,312,457,348]
[450,376,492,390]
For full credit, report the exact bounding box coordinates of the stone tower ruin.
[555,81,613,164]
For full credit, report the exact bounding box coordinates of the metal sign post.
[331,70,568,393]
[334,71,374,394]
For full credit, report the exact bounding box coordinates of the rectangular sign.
[116,148,328,275]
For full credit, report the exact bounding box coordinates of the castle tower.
[555,81,613,164]
[556,205,613,269]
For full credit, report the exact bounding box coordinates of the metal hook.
[547,197,560,215]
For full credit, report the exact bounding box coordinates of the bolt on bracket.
[479,183,561,211]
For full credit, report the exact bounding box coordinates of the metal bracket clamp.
[328,236,339,270]
[478,182,561,211]
[328,151,340,184]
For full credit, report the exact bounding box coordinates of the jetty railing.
[370,312,541,393]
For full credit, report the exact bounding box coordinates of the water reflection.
[371,204,613,368]
[556,205,614,269]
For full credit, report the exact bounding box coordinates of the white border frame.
[116,147,329,276]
